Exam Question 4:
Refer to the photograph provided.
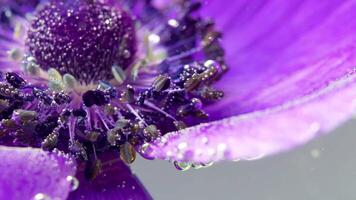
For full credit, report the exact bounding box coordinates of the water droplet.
[201,162,214,168]
[310,149,321,158]
[244,153,265,161]
[33,193,51,200]
[123,49,131,59]
[191,163,203,169]
[66,175,79,191]
[173,161,191,171]
[201,137,209,144]
[168,19,179,28]
[148,34,160,44]
[178,142,188,150]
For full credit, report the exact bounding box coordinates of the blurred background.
[132,119,356,200]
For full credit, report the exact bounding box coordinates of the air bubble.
[168,19,179,28]
[33,193,51,200]
[123,49,131,59]
[148,34,160,44]
[66,175,79,191]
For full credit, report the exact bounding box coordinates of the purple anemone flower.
[1,0,356,199]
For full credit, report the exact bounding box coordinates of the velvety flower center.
[26,0,136,84]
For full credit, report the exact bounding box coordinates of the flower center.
[26,0,136,84]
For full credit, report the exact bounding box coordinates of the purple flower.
[1,0,356,199]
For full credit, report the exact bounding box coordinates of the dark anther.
[200,65,218,82]
[177,99,207,119]
[120,143,136,164]
[41,131,58,151]
[5,72,26,88]
[69,140,88,161]
[33,88,53,105]
[73,108,87,117]
[35,115,59,136]
[200,86,224,100]
[152,74,171,92]
[54,92,72,105]
[184,73,201,91]
[136,92,147,106]
[82,90,108,107]
[120,85,135,104]
[0,83,20,98]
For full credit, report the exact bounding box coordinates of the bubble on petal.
[66,175,79,191]
[33,193,51,200]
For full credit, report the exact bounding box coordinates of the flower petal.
[144,74,356,163]
[0,147,76,200]
[200,0,356,119]
[140,0,356,162]
[68,155,152,200]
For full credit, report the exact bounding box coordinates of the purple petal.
[0,147,76,200]
[201,0,356,120]
[144,75,356,163]
[142,1,356,162]
[68,154,152,200]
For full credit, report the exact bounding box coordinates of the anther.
[5,72,26,88]
[152,74,171,92]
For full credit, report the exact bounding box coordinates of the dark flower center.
[26,0,136,84]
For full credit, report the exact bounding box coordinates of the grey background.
[132,119,356,200]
